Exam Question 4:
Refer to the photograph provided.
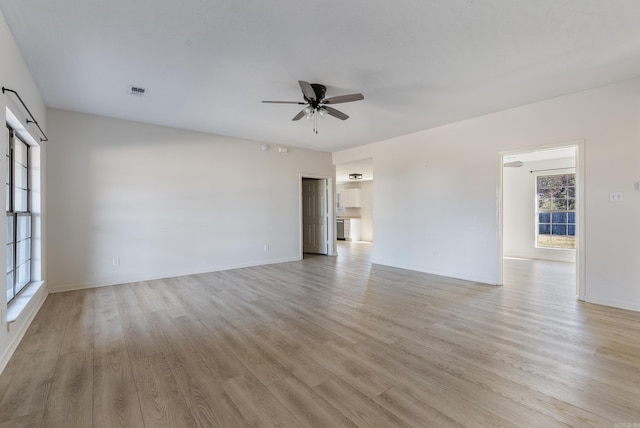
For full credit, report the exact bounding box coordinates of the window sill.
[7,281,45,324]
[535,247,576,252]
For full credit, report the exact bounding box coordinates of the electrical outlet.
[112,257,120,266]
[263,244,269,252]
[609,192,624,202]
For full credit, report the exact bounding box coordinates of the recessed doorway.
[335,158,374,250]
[500,142,585,299]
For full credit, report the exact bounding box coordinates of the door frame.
[299,174,335,258]
[498,140,585,300]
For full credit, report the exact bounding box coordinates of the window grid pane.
[13,139,29,212]
[15,259,30,294]
[6,243,13,274]
[536,173,576,249]
[6,126,32,304]
[6,271,14,302]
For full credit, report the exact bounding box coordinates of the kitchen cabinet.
[338,188,361,208]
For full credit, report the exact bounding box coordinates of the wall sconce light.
[349,173,363,180]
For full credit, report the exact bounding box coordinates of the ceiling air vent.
[129,86,147,97]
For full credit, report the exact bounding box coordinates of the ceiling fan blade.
[322,93,364,104]
[262,100,305,104]
[299,80,316,101]
[292,110,306,121]
[324,106,349,120]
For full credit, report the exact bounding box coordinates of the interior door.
[302,178,328,254]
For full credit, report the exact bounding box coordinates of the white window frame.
[535,172,576,250]
[6,124,33,304]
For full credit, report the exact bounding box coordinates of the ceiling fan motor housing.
[307,84,327,108]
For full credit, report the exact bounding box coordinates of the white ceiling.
[3,1,640,153]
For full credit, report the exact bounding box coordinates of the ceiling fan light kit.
[263,80,364,134]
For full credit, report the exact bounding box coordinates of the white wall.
[334,77,640,312]
[0,9,49,372]
[358,181,373,242]
[503,157,576,262]
[336,181,373,241]
[46,109,333,291]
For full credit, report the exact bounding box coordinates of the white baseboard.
[0,283,48,375]
[584,295,640,313]
[49,256,301,293]
[371,260,498,286]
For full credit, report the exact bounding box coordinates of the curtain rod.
[529,167,575,174]
[2,87,49,142]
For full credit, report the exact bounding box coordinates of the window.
[6,125,32,303]
[536,173,575,249]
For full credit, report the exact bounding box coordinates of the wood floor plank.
[328,337,520,427]
[374,386,464,428]
[112,283,139,309]
[247,322,334,388]
[172,362,251,428]
[33,292,76,335]
[0,410,44,428]
[314,376,411,428]
[130,352,197,428]
[131,281,168,314]
[93,285,120,322]
[41,351,93,428]
[93,351,145,428]
[146,279,192,319]
[302,339,393,398]
[171,317,248,381]
[0,344,59,420]
[223,373,300,427]
[273,298,369,344]
[59,291,95,357]
[93,317,126,360]
[390,337,608,426]
[0,324,42,405]
[200,316,289,386]
[267,375,357,428]
[117,307,163,360]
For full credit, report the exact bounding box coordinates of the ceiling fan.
[262,80,364,134]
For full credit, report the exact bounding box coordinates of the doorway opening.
[335,158,374,255]
[301,176,331,256]
[500,142,585,300]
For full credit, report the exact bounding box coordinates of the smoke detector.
[129,86,147,97]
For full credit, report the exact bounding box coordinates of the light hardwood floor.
[1,241,640,427]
